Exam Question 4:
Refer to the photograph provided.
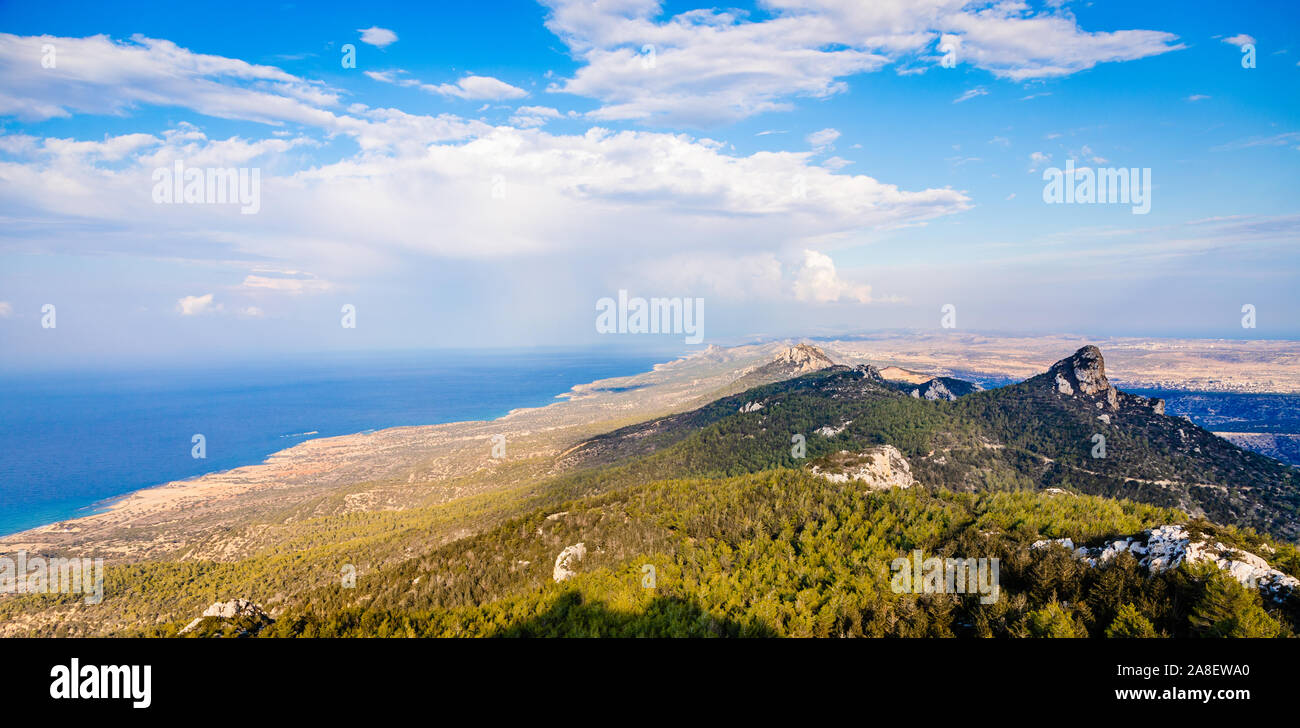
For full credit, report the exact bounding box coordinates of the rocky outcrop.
[1045,345,1164,415]
[1118,390,1166,415]
[815,421,851,437]
[739,401,764,413]
[1032,525,1298,602]
[809,445,915,490]
[553,542,587,582]
[908,377,982,401]
[1047,345,1119,411]
[736,344,836,386]
[769,343,836,374]
[179,599,273,636]
[912,379,954,401]
[724,344,838,395]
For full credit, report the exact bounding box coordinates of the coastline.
[0,349,685,543]
[0,343,769,555]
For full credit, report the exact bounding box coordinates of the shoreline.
[0,351,686,542]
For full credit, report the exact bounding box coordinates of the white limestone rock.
[1032,524,1298,601]
[553,542,587,582]
[810,445,914,490]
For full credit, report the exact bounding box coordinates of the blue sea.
[0,348,673,537]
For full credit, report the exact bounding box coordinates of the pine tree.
[1026,602,1086,638]
[1105,603,1159,638]
[1188,568,1284,638]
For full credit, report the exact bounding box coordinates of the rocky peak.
[853,364,885,381]
[771,343,835,373]
[1047,345,1119,411]
[1043,345,1166,415]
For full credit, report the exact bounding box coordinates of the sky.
[0,0,1297,369]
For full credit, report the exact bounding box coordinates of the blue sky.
[0,0,1297,368]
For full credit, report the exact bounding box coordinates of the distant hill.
[561,344,1299,539]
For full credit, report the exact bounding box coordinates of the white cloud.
[0,301,12,317]
[1186,94,1210,102]
[953,86,988,104]
[0,33,342,126]
[176,294,217,315]
[358,27,399,48]
[1028,150,1051,171]
[241,273,333,294]
[0,31,973,312]
[509,105,563,127]
[539,0,1181,124]
[435,75,528,100]
[239,306,264,317]
[806,128,841,149]
[0,120,971,309]
[939,4,1183,81]
[822,156,852,170]
[368,69,527,100]
[1222,34,1255,48]
[793,250,872,304]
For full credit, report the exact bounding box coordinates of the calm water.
[0,348,670,536]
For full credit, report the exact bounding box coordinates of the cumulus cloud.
[358,27,399,48]
[176,293,217,315]
[0,117,970,272]
[0,31,971,313]
[793,250,872,304]
[1222,34,1255,48]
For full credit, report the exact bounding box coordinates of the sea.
[0,348,674,537]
